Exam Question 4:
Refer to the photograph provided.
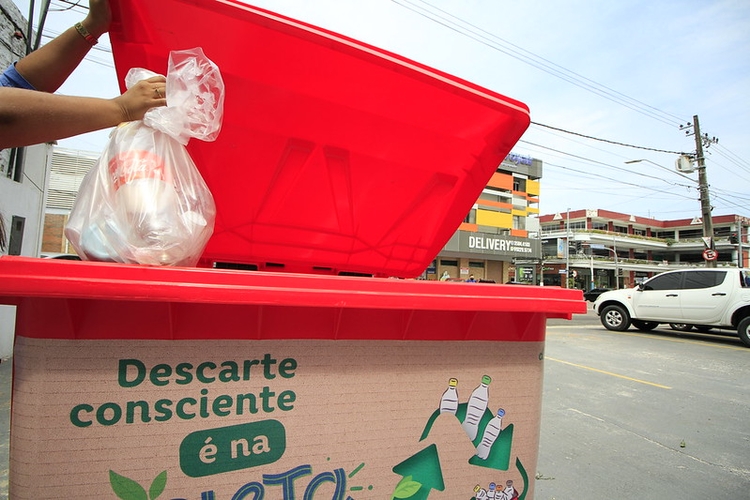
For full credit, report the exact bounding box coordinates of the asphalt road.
[0,308,747,499]
[536,307,749,499]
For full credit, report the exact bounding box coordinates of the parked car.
[583,287,611,302]
[593,268,750,347]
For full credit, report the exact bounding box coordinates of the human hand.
[113,75,168,123]
[84,0,112,38]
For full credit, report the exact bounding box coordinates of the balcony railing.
[541,228,733,248]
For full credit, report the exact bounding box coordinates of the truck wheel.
[669,323,693,332]
[737,317,750,347]
[600,304,631,331]
[632,320,658,332]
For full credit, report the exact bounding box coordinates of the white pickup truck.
[593,268,750,347]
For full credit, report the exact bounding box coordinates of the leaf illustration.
[109,470,148,500]
[393,475,423,498]
[149,471,168,499]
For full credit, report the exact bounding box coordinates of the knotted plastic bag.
[65,48,224,266]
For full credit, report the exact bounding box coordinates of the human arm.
[14,0,111,93]
[0,75,167,149]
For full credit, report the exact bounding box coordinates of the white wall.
[0,307,15,361]
[0,144,53,358]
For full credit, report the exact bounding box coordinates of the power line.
[391,0,690,128]
[392,0,749,204]
[711,144,750,175]
[530,121,689,156]
[519,140,695,189]
[542,161,697,202]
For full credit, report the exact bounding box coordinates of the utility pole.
[682,115,718,268]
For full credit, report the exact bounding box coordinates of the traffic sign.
[702,248,718,261]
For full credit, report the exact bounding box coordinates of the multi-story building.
[42,149,547,284]
[41,148,98,255]
[539,209,750,289]
[430,153,542,283]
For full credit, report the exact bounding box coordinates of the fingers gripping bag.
[66,48,224,266]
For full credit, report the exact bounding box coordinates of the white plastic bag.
[65,48,224,266]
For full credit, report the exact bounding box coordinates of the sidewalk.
[0,358,9,499]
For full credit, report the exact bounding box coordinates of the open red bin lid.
[108,0,530,277]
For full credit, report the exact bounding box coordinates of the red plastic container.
[0,256,585,498]
[108,0,530,277]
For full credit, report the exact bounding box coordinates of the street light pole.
[613,235,619,289]
[739,228,744,268]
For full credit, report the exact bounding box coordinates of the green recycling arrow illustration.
[391,444,445,499]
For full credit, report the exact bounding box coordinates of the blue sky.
[13,0,750,220]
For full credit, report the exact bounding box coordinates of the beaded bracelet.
[74,22,98,46]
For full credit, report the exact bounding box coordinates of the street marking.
[546,357,672,389]
[610,330,748,351]
[547,327,748,351]
[567,408,604,422]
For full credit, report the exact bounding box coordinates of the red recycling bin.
[0,1,587,498]
[0,256,585,498]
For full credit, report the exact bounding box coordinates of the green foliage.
[109,470,167,500]
[149,471,168,499]
[393,475,423,498]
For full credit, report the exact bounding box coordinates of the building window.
[678,229,703,239]
[440,259,458,267]
[655,231,675,239]
[463,209,476,224]
[614,225,628,234]
[4,148,24,182]
[566,221,586,230]
[7,216,25,255]
[479,191,504,202]
[592,221,608,231]
[468,261,485,268]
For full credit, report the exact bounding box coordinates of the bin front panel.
[11,336,543,499]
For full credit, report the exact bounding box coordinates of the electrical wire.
[391,0,690,128]
[50,0,84,13]
[712,145,750,175]
[391,0,749,213]
[530,122,689,156]
[519,140,696,189]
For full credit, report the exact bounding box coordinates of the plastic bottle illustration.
[487,481,497,499]
[473,484,488,500]
[462,375,492,441]
[476,408,506,460]
[439,378,459,414]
